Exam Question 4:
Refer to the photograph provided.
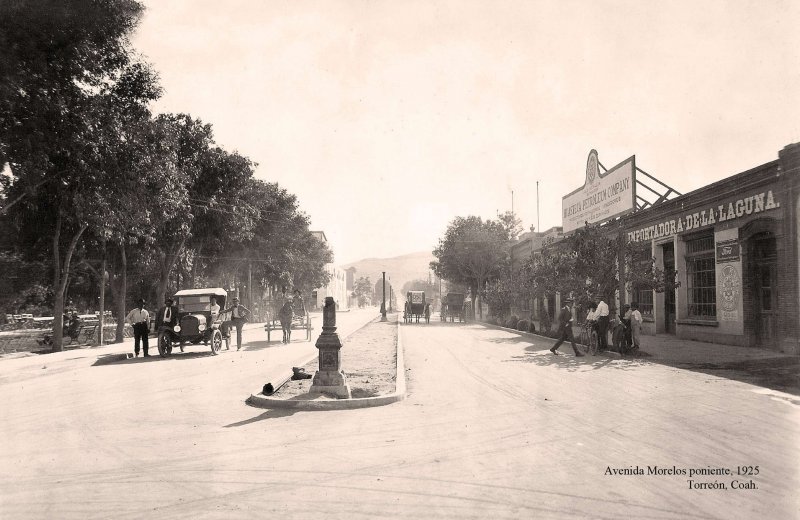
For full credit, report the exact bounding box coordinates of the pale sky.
[132,0,800,265]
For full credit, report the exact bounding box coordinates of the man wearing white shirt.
[126,299,150,358]
[595,298,610,351]
[221,297,251,351]
[209,297,220,320]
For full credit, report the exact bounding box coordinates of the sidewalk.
[478,318,800,396]
[0,322,265,368]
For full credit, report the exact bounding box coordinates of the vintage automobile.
[156,288,228,357]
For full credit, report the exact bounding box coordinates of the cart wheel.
[157,331,172,358]
[210,329,222,355]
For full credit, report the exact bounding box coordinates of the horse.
[279,301,294,344]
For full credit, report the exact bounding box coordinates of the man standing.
[221,297,250,351]
[156,297,178,351]
[630,302,643,351]
[550,298,584,357]
[126,299,150,358]
[595,298,610,351]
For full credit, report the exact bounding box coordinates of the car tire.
[157,331,172,358]
[210,329,222,355]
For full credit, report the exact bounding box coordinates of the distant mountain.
[340,251,436,293]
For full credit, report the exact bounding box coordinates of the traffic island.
[245,312,404,410]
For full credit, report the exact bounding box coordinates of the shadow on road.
[497,333,799,395]
[92,350,220,366]
[665,357,800,397]
[240,338,311,352]
[224,408,301,427]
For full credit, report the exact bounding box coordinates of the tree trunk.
[157,237,187,305]
[98,235,107,345]
[114,243,128,343]
[51,215,88,352]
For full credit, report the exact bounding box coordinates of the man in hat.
[156,296,179,351]
[126,299,150,357]
[221,297,251,350]
[550,298,584,357]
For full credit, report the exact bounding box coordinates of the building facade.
[620,143,799,354]
[509,142,799,354]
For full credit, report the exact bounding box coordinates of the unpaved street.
[1,318,798,519]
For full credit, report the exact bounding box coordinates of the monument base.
[310,369,351,399]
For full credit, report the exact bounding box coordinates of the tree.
[230,180,332,297]
[352,276,372,308]
[0,0,158,350]
[525,221,678,315]
[430,215,510,318]
[482,266,522,319]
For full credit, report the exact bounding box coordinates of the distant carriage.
[441,293,467,323]
[404,291,430,324]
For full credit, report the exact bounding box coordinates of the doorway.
[751,235,777,347]
[662,242,676,334]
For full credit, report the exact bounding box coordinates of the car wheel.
[157,331,172,358]
[210,329,222,355]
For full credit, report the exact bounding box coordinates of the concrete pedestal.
[309,297,351,398]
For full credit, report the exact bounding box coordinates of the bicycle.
[578,321,599,355]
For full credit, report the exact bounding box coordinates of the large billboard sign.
[562,150,636,233]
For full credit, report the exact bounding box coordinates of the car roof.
[173,288,227,297]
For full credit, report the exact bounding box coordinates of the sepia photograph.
[1,1,798,518]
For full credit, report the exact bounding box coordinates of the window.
[685,234,716,318]
[635,287,654,317]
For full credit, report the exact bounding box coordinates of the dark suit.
[156,305,178,330]
[551,305,580,355]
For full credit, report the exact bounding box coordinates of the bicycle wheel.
[578,327,590,355]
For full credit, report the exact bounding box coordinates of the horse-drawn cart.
[264,296,312,342]
[441,292,467,323]
[404,290,430,324]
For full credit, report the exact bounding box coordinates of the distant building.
[310,231,349,310]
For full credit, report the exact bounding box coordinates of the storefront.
[620,143,799,354]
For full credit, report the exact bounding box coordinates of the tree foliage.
[522,222,679,313]
[351,276,373,307]
[0,1,333,349]
[430,215,511,318]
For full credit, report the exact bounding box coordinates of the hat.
[233,297,240,302]
[137,298,146,305]
[165,297,174,303]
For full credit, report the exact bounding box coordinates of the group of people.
[550,297,642,357]
[125,295,252,357]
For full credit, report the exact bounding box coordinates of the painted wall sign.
[562,151,635,233]
[627,190,781,242]
[719,264,741,322]
[716,239,740,263]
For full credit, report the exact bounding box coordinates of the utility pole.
[536,181,540,232]
[380,272,387,322]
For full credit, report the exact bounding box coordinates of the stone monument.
[309,296,351,398]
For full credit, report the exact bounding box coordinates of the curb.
[245,314,405,411]
[475,319,624,358]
